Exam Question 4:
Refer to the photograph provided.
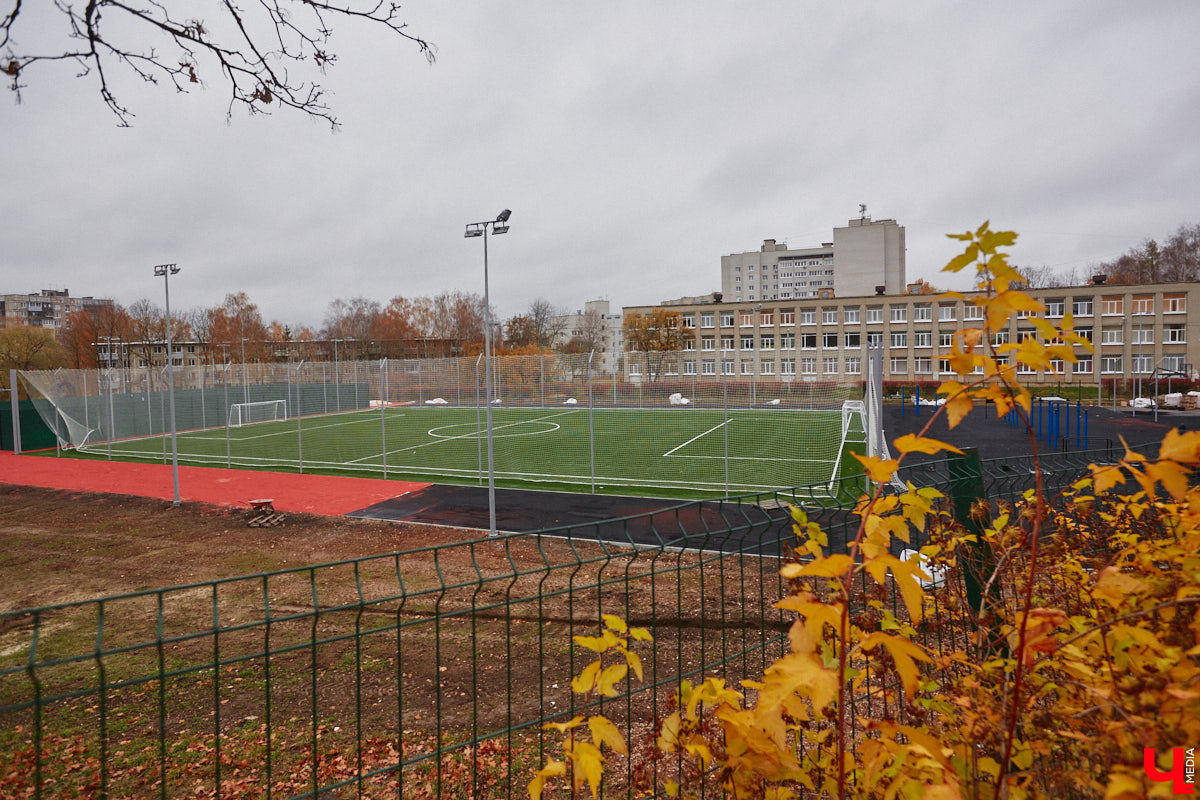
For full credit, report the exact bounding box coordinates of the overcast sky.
[4,2,1200,331]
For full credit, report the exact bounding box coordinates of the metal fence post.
[588,351,595,494]
[295,361,305,474]
[9,369,21,454]
[380,359,388,479]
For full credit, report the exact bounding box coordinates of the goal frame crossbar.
[227,399,288,428]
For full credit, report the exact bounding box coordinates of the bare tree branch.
[3,0,434,127]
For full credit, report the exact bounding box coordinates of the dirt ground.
[0,483,473,613]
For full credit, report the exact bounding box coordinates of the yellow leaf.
[623,647,644,682]
[1146,459,1192,501]
[1093,566,1145,606]
[544,715,586,733]
[893,434,964,456]
[571,661,601,694]
[1091,464,1125,493]
[628,626,653,642]
[944,391,973,429]
[601,614,627,634]
[851,452,899,483]
[657,710,681,752]
[782,554,854,579]
[1159,428,1200,465]
[568,740,605,797]
[528,759,566,800]
[595,663,628,697]
[587,715,627,755]
[573,631,618,652]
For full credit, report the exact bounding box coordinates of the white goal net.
[228,399,287,427]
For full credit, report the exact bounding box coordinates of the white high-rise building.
[721,217,906,303]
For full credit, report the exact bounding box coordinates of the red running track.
[0,452,428,516]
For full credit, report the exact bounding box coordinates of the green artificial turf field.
[77,405,865,498]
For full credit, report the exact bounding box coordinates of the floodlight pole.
[155,263,182,507]
[465,209,512,538]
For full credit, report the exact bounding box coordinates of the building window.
[890,332,907,348]
[914,331,932,348]
[1074,356,1092,374]
[682,313,696,328]
[914,304,931,322]
[800,309,816,325]
[1131,328,1153,345]
[741,335,755,350]
[1132,295,1153,315]
[760,311,774,326]
[939,331,954,348]
[866,332,883,348]
[629,362,641,376]
[800,333,817,349]
[701,312,715,328]
[914,358,932,375]
[1075,326,1093,342]
[844,332,861,348]
[720,312,735,327]
[684,339,696,351]
[843,307,860,324]
[866,306,883,323]
[701,337,715,351]
[889,305,907,323]
[683,360,696,375]
[1046,300,1065,318]
[761,361,775,375]
[823,357,838,374]
[760,334,775,350]
[1164,294,1187,314]
[1102,296,1123,316]
[823,331,838,349]
[702,359,716,375]
[780,333,795,350]
[780,311,795,326]
[1017,330,1036,344]
[993,331,1009,346]
[801,357,817,375]
[1101,329,1122,345]
[722,359,734,375]
[822,309,838,325]
[1132,355,1154,374]
[1017,360,1036,374]
[890,358,908,374]
[845,356,862,374]
[938,304,956,322]
[1162,355,1186,372]
[780,359,796,375]
[721,336,734,350]
[963,304,984,321]
[1072,299,1093,317]
[740,312,754,327]
[1165,324,1186,343]
[1101,356,1123,374]
[741,359,754,375]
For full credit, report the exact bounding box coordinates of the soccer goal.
[228,399,288,427]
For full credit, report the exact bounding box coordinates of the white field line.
[346,409,580,465]
[669,454,834,464]
[186,412,401,443]
[662,420,730,457]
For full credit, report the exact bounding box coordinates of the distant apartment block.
[0,289,114,328]
[624,279,1199,387]
[721,217,906,303]
[552,299,624,373]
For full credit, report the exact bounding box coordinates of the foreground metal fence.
[0,444,1153,799]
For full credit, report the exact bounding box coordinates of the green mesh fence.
[19,354,869,497]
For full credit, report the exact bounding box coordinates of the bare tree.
[3,1,434,127]
[1017,264,1080,288]
[525,297,567,350]
[322,297,381,345]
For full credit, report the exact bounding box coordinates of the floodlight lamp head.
[154,263,179,277]
[464,223,485,238]
[495,209,511,223]
[492,223,509,235]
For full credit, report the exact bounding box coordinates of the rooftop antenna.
[859,203,868,220]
